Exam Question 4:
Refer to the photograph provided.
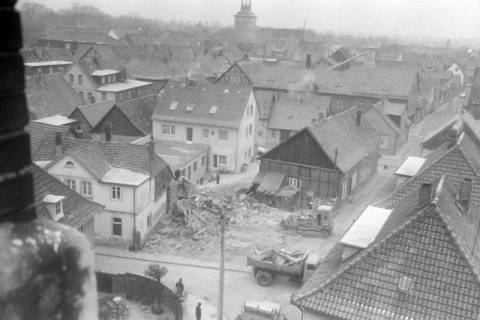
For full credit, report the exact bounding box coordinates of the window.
[101,76,105,84]
[209,105,218,114]
[78,75,83,85]
[219,155,227,165]
[102,92,107,102]
[112,218,122,236]
[258,131,263,137]
[202,129,209,139]
[111,186,121,200]
[181,169,186,177]
[65,179,76,191]
[75,122,83,133]
[245,128,248,139]
[271,130,276,137]
[186,103,195,112]
[169,101,178,110]
[78,91,84,99]
[358,102,365,109]
[147,214,152,228]
[219,130,228,140]
[82,181,92,196]
[201,156,206,166]
[288,177,298,188]
[161,124,175,135]
[69,74,74,84]
[336,100,343,110]
[88,92,95,103]
[249,124,253,135]
[250,105,253,116]
[248,148,251,157]
[193,161,198,171]
[55,201,62,215]
[379,135,390,150]
[65,161,75,168]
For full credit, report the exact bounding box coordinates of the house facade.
[256,108,380,207]
[31,134,171,249]
[152,81,258,173]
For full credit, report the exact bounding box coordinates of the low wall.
[96,272,183,320]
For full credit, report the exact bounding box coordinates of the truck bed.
[247,256,303,278]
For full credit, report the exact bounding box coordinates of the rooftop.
[33,115,78,126]
[91,69,119,76]
[97,79,152,92]
[395,156,426,177]
[24,60,72,67]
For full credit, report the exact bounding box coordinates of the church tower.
[234,0,257,44]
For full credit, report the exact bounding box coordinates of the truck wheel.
[256,271,274,286]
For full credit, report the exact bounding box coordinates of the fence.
[96,272,183,320]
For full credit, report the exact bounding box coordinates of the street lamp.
[113,296,122,320]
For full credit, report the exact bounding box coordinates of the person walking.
[196,302,202,320]
[175,278,184,297]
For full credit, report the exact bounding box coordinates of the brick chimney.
[418,183,433,208]
[458,178,473,214]
[104,122,112,142]
[55,132,63,156]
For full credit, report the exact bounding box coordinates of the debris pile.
[256,248,309,266]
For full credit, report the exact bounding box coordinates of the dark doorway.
[186,127,193,142]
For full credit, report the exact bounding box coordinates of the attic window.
[186,103,196,112]
[209,105,218,114]
[169,101,178,110]
[65,161,75,168]
[398,276,413,293]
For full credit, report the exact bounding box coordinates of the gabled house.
[31,164,103,246]
[69,95,157,140]
[363,101,408,155]
[292,175,480,320]
[256,108,380,207]
[25,73,86,120]
[21,47,74,76]
[64,59,154,104]
[379,132,480,210]
[30,133,172,249]
[152,80,258,173]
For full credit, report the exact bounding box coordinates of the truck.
[246,249,320,286]
[235,301,287,320]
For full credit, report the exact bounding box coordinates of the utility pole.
[218,208,226,320]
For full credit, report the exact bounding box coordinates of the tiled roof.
[378,133,480,209]
[25,73,86,119]
[268,96,329,131]
[126,59,189,80]
[21,47,74,63]
[293,176,480,320]
[40,27,119,44]
[115,95,157,135]
[153,81,252,129]
[254,171,286,194]
[253,90,276,120]
[33,136,169,181]
[306,107,380,173]
[26,121,70,155]
[31,164,103,228]
[76,101,116,127]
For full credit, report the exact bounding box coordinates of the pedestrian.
[175,278,184,297]
[216,171,220,184]
[196,302,202,320]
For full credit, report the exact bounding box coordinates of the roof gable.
[215,63,253,87]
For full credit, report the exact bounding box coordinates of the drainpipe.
[132,187,137,251]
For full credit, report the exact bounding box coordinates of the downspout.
[132,187,136,251]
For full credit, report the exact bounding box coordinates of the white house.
[30,132,172,249]
[152,80,258,173]
[447,62,465,88]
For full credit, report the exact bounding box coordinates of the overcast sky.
[19,0,480,40]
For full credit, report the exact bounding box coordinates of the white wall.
[64,64,102,103]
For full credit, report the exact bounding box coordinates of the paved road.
[95,97,463,320]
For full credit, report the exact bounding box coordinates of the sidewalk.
[183,292,222,320]
[95,245,249,274]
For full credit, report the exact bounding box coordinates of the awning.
[255,171,286,195]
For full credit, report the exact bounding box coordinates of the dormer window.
[169,101,178,110]
[43,194,65,221]
[209,105,218,114]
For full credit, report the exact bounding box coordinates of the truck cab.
[303,254,320,280]
[237,301,286,320]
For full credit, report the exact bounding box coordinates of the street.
[95,98,462,320]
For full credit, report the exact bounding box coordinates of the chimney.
[356,109,362,126]
[305,54,312,69]
[104,122,112,142]
[458,178,473,214]
[55,132,63,156]
[418,183,433,208]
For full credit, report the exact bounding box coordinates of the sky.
[18,0,480,40]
